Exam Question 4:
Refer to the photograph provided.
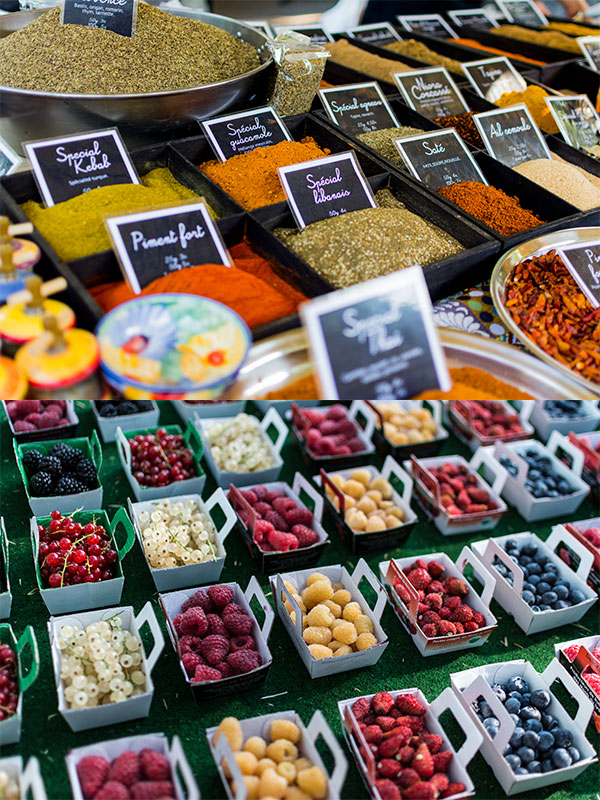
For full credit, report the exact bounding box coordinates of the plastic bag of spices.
[267,31,330,116]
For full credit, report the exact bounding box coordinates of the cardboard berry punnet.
[448,400,534,451]
[553,516,600,594]
[379,549,498,656]
[565,431,600,494]
[528,401,600,441]
[92,400,159,443]
[0,517,12,619]
[0,623,39,746]
[173,399,245,423]
[554,635,600,732]
[363,399,448,460]
[0,757,46,800]
[338,687,482,800]
[228,472,329,573]
[207,709,348,800]
[450,659,598,795]
[3,399,79,443]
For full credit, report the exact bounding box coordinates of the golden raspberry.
[297,765,328,799]
[308,644,333,659]
[266,739,298,763]
[333,645,353,656]
[332,620,358,644]
[258,767,287,798]
[232,776,259,799]
[284,788,312,800]
[306,604,334,628]
[256,758,277,776]
[356,632,377,650]
[305,572,330,587]
[294,758,313,773]
[301,581,333,609]
[303,626,332,646]
[342,602,362,621]
[323,599,341,618]
[276,761,296,784]
[214,716,243,751]
[244,736,267,759]
[350,469,371,486]
[331,589,351,606]
[354,614,374,635]
[235,751,258,775]
[271,719,302,744]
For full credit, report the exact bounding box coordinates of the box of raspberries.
[450,658,597,794]
[3,399,78,442]
[158,579,274,701]
[338,686,482,800]
[0,518,11,620]
[92,400,159,443]
[379,551,498,656]
[405,453,507,535]
[14,434,102,516]
[447,401,534,451]
[555,517,600,594]
[0,757,45,800]
[471,530,597,635]
[556,635,600,732]
[66,733,199,800]
[30,508,135,615]
[566,431,600,496]
[0,623,39,747]
[116,423,206,501]
[227,473,329,574]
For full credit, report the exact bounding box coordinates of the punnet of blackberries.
[128,428,197,488]
[95,400,154,418]
[38,511,118,588]
[22,443,98,497]
[0,642,18,721]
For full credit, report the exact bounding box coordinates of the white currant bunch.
[138,498,218,568]
[206,414,275,473]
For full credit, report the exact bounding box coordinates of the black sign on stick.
[394,129,488,191]
[346,22,402,46]
[319,82,399,135]
[24,128,139,207]
[473,104,551,166]
[497,0,548,26]
[546,95,600,151]
[462,57,526,103]
[105,201,233,294]
[60,0,137,37]
[201,106,291,161]
[448,9,498,30]
[274,23,333,43]
[397,14,457,39]
[393,67,469,120]
[578,37,600,73]
[557,241,600,308]
[278,151,376,229]
[300,265,451,399]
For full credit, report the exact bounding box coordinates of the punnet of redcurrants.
[500,450,574,499]
[38,511,118,589]
[22,443,98,497]
[129,428,197,488]
[472,676,582,775]
[0,643,18,721]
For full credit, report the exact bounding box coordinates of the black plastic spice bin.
[455,27,579,64]
[526,61,600,105]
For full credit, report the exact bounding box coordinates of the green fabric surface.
[1,401,598,800]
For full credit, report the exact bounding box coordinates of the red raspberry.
[398,768,420,788]
[227,649,261,674]
[377,758,401,779]
[266,488,286,502]
[438,607,451,620]
[240,489,257,505]
[139,750,171,782]
[439,621,457,636]
[178,635,201,655]
[441,783,466,798]
[403,782,437,799]
[253,485,269,500]
[444,577,468,596]
[444,596,461,610]
[433,751,453,773]
[584,672,600,694]
[193,665,222,682]
[285,507,313,526]
[108,752,140,787]
[253,519,274,543]
[96,782,130,800]
[376,716,397,732]
[272,496,297,515]
[215,662,234,679]
[181,589,212,613]
[407,568,432,590]
[130,781,175,799]
[395,694,426,716]
[181,652,203,677]
[325,404,347,421]
[319,419,339,436]
[427,560,445,578]
[464,621,479,632]
[424,593,443,611]
[206,614,228,638]
[374,780,400,800]
[253,501,272,517]
[267,529,299,551]
[13,421,35,432]
[471,610,485,626]
[398,746,416,765]
[454,622,464,634]
[450,605,473,623]
[172,614,184,635]
[372,691,395,715]
[421,734,444,754]
[222,605,254,635]
[291,524,319,548]
[179,607,208,637]
[346,437,365,453]
[363,725,383,744]
[76,755,110,798]
[229,635,256,652]
[208,584,234,609]
[264,509,289,531]
[431,773,450,793]
[427,580,445,594]
[199,634,229,665]
[351,696,371,720]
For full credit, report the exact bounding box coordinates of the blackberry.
[56,475,86,496]
[135,401,154,412]
[39,455,62,478]
[49,443,83,470]
[118,401,141,415]
[29,472,55,497]
[22,449,43,476]
[96,402,118,418]
[75,458,97,489]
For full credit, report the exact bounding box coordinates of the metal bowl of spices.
[224,327,593,400]
[491,226,600,398]
[0,8,272,152]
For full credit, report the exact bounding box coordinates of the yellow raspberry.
[256,758,277,776]
[235,751,258,776]
[356,632,378,650]
[270,719,302,744]
[303,626,332,646]
[294,758,313,773]
[258,768,288,799]
[323,599,341,618]
[306,604,334,628]
[301,581,333,609]
[331,589,351,606]
[354,614,374,635]
[350,469,371,486]
[332,620,358,644]
[297,765,328,799]
[305,572,330,587]
[328,638,347,651]
[232,776,259,799]
[329,474,345,490]
[308,644,333,659]
[342,602,362,621]
[266,739,298,763]
[285,788,312,800]
[333,644,353,656]
[276,761,297,784]
[214,716,243,751]
[245,736,268,759]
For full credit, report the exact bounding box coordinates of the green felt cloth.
[2,402,599,800]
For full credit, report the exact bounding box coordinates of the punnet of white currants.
[0,770,19,800]
[137,498,217,569]
[206,414,275,473]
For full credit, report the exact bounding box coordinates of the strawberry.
[413,743,434,779]
[444,577,468,596]
[471,610,486,626]
[431,773,450,793]
[351,696,371,721]
[441,783,466,798]
[378,735,405,758]
[454,621,464,634]
[377,759,401,779]
[403,782,438,799]
[372,691,395,715]
[407,568,431,590]
[395,694,426,716]
[444,596,461,610]
[421,734,444,754]
[382,725,412,744]
[397,768,420,788]
[364,725,383,744]
[376,716,397,732]
[449,606,473,623]
[438,621,457,636]
[427,560,445,579]
[424,593,443,611]
[464,621,479,632]
[374,780,401,800]
[433,751,453,773]
[422,624,437,638]
[398,746,416,765]
[397,715,425,733]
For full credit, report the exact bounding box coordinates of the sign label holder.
[319,82,399,135]
[496,0,548,26]
[577,36,600,73]
[393,67,469,120]
[473,104,551,166]
[396,14,457,38]
[546,94,600,152]
[200,105,291,161]
[393,129,488,191]
[60,0,138,37]
[346,22,402,46]
[448,9,499,29]
[557,241,600,308]
[462,57,527,103]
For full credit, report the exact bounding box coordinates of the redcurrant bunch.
[129,428,196,488]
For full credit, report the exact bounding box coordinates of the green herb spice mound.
[0,3,260,94]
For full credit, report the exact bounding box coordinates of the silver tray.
[224,327,594,400]
[0,9,272,153]
[490,226,600,398]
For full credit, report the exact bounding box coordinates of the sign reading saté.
[346,22,401,46]
[300,266,451,399]
[397,14,457,39]
[201,106,291,161]
[393,67,469,120]
[473,104,551,167]
[448,9,498,30]
[106,201,232,294]
[278,151,376,229]
[546,95,600,151]
[395,129,488,192]
[319,82,399,135]
[24,128,139,207]
[61,0,137,37]
[578,37,600,73]
[557,241,600,308]
[462,57,526,103]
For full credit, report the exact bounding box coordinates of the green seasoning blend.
[357,125,425,167]
[268,33,329,116]
[275,189,463,288]
[0,4,259,94]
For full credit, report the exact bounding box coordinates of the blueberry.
[529,574,541,586]
[509,713,521,726]
[538,604,551,611]
[567,746,580,764]
[531,605,541,612]
[542,591,558,605]
[542,713,559,731]
[510,727,525,748]
[506,697,521,714]
[554,585,569,600]
[523,582,535,593]
[520,706,541,722]
[523,730,539,749]
[569,589,586,605]
[527,563,541,576]
[541,759,554,773]
[521,693,531,704]
[484,717,500,738]
[554,600,570,609]
[505,539,517,550]
[520,555,532,566]
[503,745,513,756]
[522,543,538,557]
[536,582,551,595]
[557,480,571,495]
[522,590,535,605]
[527,761,542,773]
[552,748,572,769]
[480,701,494,719]
[505,754,521,771]
[507,677,529,694]
[524,718,543,733]
[531,690,551,710]
[554,728,573,748]
[517,746,535,764]
[538,731,555,751]
[492,683,507,703]
[515,767,529,775]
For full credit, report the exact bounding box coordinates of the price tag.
[448,9,499,30]
[274,23,333,43]
[578,36,600,72]
[546,95,600,152]
[473,104,551,166]
[201,106,291,161]
[393,67,469,120]
[319,82,399,135]
[300,265,451,399]
[24,128,139,207]
[60,0,137,37]
[557,241,600,308]
[244,20,274,38]
[105,201,232,294]
[394,129,488,191]
[396,14,457,39]
[0,138,21,177]
[278,151,376,229]
[462,57,527,103]
[496,0,548,26]
[346,22,402,46]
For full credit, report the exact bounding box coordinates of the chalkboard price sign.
[346,22,402,46]
[61,0,137,37]
[300,265,451,399]
[473,104,551,167]
[546,95,600,152]
[278,151,376,229]
[105,201,233,294]
[274,23,333,43]
[393,67,469,120]
[557,241,600,308]
[201,106,291,161]
[462,57,526,103]
[448,9,498,30]
[396,14,457,39]
[497,0,548,26]
[578,36,600,73]
[319,82,399,135]
[24,128,139,207]
[394,129,488,191]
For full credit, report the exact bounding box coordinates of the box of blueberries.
[528,401,600,442]
[92,400,159,443]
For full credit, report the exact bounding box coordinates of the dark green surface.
[1,402,599,800]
